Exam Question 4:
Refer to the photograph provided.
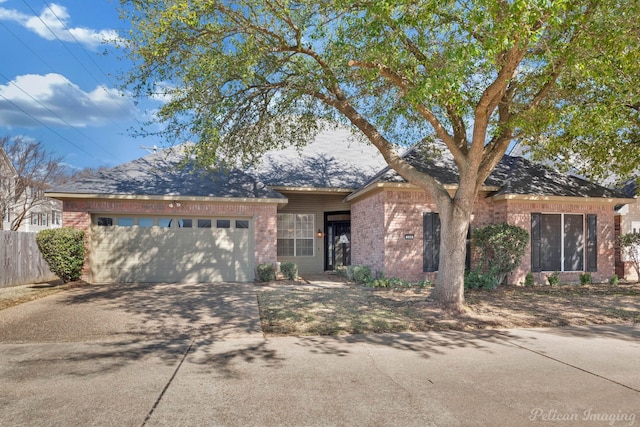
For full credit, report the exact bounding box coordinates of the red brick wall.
[353,189,617,285]
[352,189,496,282]
[351,191,385,274]
[382,190,436,281]
[62,198,278,282]
[495,199,616,284]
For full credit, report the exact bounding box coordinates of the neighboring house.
[46,127,632,284]
[0,148,62,232]
[614,179,640,280]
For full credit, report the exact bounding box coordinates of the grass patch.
[258,283,640,336]
[0,281,85,311]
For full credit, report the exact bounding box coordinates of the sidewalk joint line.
[141,339,195,426]
[507,340,640,394]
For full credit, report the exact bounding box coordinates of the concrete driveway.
[1,283,639,426]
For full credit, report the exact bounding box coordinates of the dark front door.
[325,213,351,271]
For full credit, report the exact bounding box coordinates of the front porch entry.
[324,212,351,271]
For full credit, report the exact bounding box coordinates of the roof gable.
[0,148,18,177]
[251,126,388,189]
[358,142,625,199]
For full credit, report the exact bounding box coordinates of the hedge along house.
[48,127,632,284]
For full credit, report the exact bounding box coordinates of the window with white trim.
[277,213,314,257]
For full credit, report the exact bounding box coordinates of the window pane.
[277,213,315,257]
[158,218,172,228]
[277,214,294,238]
[277,239,294,256]
[198,219,212,228]
[178,218,192,228]
[118,218,134,227]
[217,219,230,228]
[541,214,561,271]
[296,239,314,256]
[564,214,584,271]
[97,217,113,226]
[138,218,154,227]
[236,220,249,229]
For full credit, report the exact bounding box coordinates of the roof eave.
[346,182,500,202]
[269,186,355,195]
[45,192,287,206]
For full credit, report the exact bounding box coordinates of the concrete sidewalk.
[2,325,638,426]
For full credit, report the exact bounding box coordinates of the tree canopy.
[122,0,639,181]
[120,0,640,309]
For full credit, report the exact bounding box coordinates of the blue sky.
[0,0,162,170]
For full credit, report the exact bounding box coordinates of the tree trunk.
[430,197,472,312]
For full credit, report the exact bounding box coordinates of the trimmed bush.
[547,271,560,286]
[36,228,85,283]
[609,274,619,286]
[280,262,298,280]
[351,265,373,284]
[336,265,373,284]
[257,263,276,282]
[524,272,535,287]
[464,269,499,290]
[472,223,529,286]
[579,273,592,286]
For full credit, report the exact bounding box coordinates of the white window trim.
[277,213,315,257]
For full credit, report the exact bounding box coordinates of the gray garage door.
[90,215,253,283]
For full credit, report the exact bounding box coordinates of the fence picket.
[0,231,57,287]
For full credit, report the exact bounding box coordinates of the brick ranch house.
[47,127,633,285]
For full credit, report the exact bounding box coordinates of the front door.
[325,213,351,271]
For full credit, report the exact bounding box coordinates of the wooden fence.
[0,231,57,287]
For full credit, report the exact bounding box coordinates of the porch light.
[316,229,324,238]
[169,201,181,208]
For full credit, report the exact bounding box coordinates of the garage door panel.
[91,218,253,283]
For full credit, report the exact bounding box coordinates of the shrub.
[336,265,373,284]
[579,273,592,286]
[472,223,529,286]
[366,276,417,289]
[547,271,560,286]
[524,272,535,287]
[36,228,86,283]
[609,274,619,286]
[280,262,298,280]
[257,263,276,282]
[417,280,433,288]
[351,265,373,284]
[464,269,499,290]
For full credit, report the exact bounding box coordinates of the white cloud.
[0,3,118,49]
[0,73,137,128]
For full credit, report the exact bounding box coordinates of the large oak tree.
[120,0,640,310]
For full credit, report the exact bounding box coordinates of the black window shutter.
[587,214,598,272]
[531,213,541,272]
[423,213,440,272]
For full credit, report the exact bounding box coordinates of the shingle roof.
[361,143,625,199]
[618,178,638,198]
[49,147,285,199]
[251,127,388,189]
[50,131,625,201]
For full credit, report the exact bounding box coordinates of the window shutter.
[531,213,541,272]
[587,214,597,272]
[423,212,440,272]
